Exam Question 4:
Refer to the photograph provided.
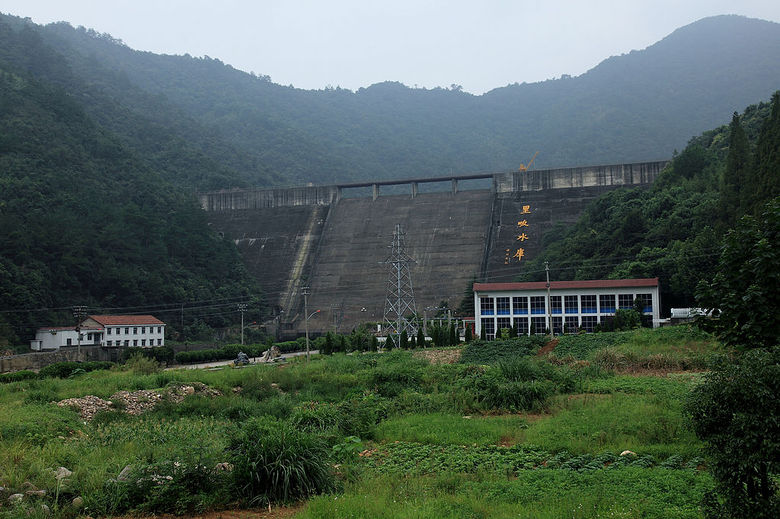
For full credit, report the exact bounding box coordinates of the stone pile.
[56,384,221,420]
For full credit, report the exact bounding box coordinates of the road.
[167,350,319,370]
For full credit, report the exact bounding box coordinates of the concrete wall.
[494,161,667,193]
[200,186,339,211]
[0,346,121,373]
[201,160,668,334]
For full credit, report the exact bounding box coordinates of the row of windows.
[481,314,625,339]
[106,339,163,347]
[479,293,653,316]
[106,326,163,335]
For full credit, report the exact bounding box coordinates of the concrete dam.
[200,161,668,336]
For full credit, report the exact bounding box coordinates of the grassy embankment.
[0,326,721,519]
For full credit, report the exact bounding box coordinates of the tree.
[751,91,780,215]
[720,112,751,224]
[464,325,472,343]
[399,330,408,349]
[696,197,780,349]
[685,350,779,518]
[417,327,425,348]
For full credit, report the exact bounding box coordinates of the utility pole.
[303,286,310,362]
[545,261,553,336]
[237,303,247,345]
[72,306,87,360]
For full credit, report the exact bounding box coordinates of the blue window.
[512,296,528,314]
[581,295,597,314]
[480,297,494,316]
[496,297,510,315]
[564,295,578,314]
[530,296,546,314]
[618,294,633,310]
[550,296,562,314]
[599,294,616,314]
[636,294,653,313]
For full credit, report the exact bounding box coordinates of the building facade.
[473,278,660,340]
[30,315,166,351]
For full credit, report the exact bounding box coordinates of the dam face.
[200,161,668,335]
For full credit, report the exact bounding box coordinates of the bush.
[0,370,37,383]
[122,346,175,365]
[123,457,228,514]
[228,417,335,504]
[38,361,114,378]
[685,349,780,518]
[125,353,162,374]
[460,336,546,364]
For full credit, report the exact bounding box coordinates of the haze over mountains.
[4,13,780,188]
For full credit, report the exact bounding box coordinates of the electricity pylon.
[382,224,418,347]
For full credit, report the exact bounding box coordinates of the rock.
[117,465,133,482]
[215,462,234,472]
[57,395,113,421]
[8,493,23,504]
[55,467,72,480]
[40,504,51,514]
[72,496,84,509]
[620,450,636,457]
[25,490,46,497]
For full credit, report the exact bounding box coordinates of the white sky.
[2,0,779,94]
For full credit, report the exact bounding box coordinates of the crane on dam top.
[518,151,539,172]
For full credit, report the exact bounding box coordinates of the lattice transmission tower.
[383,224,418,346]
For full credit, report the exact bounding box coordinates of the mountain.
[10,13,778,185]
[516,92,780,312]
[0,20,261,345]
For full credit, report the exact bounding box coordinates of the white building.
[473,278,661,340]
[30,315,166,351]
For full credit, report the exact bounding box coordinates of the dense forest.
[2,13,779,186]
[518,93,780,312]
[0,22,262,346]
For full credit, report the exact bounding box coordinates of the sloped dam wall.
[200,160,667,335]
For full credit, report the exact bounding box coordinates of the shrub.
[122,346,175,365]
[0,370,37,383]
[125,352,162,374]
[123,457,228,514]
[38,361,114,378]
[228,417,335,504]
[685,349,780,518]
[460,336,546,364]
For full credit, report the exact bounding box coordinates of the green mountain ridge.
[4,13,778,186]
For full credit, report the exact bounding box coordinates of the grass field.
[0,326,720,518]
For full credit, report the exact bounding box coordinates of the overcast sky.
[3,1,779,94]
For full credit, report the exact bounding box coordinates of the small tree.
[464,325,472,343]
[370,335,379,352]
[449,323,457,345]
[417,327,426,348]
[685,350,779,518]
[696,197,780,349]
[399,330,408,349]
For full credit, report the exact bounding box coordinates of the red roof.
[88,315,165,326]
[37,325,102,332]
[474,278,659,292]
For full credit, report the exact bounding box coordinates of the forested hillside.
[0,22,261,345]
[5,13,779,185]
[518,93,780,312]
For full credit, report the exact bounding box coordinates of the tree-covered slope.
[0,45,259,345]
[517,93,780,314]
[18,13,780,185]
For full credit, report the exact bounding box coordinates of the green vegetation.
[520,93,780,316]
[0,327,724,518]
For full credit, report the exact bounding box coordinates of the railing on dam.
[199,160,670,211]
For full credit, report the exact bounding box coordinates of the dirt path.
[536,338,558,356]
